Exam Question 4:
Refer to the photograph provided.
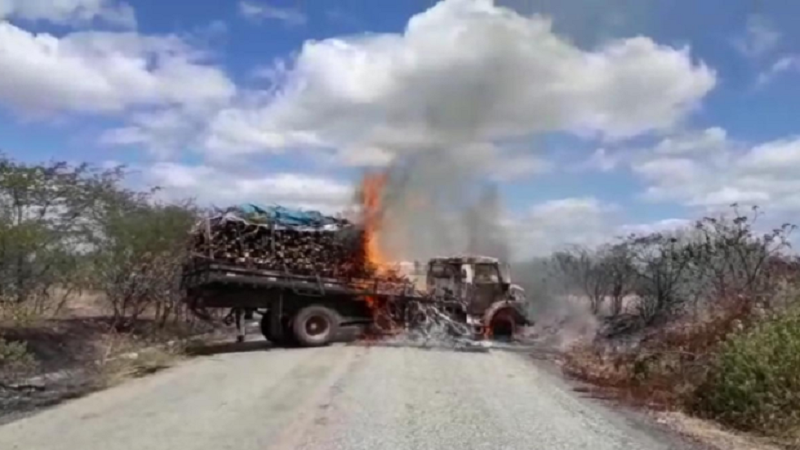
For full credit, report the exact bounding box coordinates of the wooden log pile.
[190,213,372,279]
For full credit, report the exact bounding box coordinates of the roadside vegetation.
[520,205,800,446]
[0,154,213,403]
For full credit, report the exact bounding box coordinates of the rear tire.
[260,312,295,346]
[292,305,340,347]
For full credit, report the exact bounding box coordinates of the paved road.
[0,343,694,450]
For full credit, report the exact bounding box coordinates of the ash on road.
[0,343,695,450]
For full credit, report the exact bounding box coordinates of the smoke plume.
[368,149,511,264]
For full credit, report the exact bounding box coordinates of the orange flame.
[361,172,389,274]
[359,172,390,311]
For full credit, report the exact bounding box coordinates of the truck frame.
[182,255,530,347]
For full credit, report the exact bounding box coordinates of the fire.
[360,171,390,274]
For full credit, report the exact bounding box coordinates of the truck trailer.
[182,204,530,347]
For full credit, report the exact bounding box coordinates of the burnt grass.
[0,317,218,424]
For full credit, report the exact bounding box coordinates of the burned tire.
[292,305,340,347]
[489,309,517,341]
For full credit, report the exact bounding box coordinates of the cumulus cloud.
[653,127,727,155]
[738,138,800,174]
[631,131,800,213]
[576,127,729,174]
[144,162,352,213]
[0,0,135,27]
[239,1,307,26]
[0,21,235,116]
[99,108,211,158]
[204,0,715,162]
[634,157,704,191]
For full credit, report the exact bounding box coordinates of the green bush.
[0,336,37,383]
[694,308,800,433]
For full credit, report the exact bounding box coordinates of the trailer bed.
[182,260,427,301]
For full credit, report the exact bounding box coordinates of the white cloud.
[738,138,800,173]
[575,127,728,174]
[145,162,352,213]
[654,127,727,155]
[734,14,780,58]
[757,55,800,86]
[204,106,322,156]
[0,0,135,28]
[239,1,306,26]
[0,22,235,116]
[633,157,704,192]
[630,131,800,213]
[99,108,211,158]
[205,0,715,164]
[577,148,621,172]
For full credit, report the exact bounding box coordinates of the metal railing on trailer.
[181,260,424,300]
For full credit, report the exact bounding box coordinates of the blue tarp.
[234,203,340,228]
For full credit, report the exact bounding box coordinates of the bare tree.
[627,232,695,325]
[686,205,795,310]
[553,246,610,315]
[597,243,637,318]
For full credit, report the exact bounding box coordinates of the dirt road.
[0,343,695,450]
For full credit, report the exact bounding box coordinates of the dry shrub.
[563,298,758,409]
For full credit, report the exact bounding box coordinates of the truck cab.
[425,256,530,339]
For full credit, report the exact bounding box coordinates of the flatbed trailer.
[182,260,445,346]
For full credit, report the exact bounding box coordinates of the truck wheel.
[260,313,294,346]
[292,306,340,347]
[489,309,516,341]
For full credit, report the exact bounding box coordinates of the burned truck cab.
[425,256,530,339]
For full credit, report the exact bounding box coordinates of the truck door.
[467,263,503,316]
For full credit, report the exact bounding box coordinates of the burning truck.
[182,181,530,347]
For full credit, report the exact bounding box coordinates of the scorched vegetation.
[522,205,800,445]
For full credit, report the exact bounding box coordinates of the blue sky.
[1,0,799,258]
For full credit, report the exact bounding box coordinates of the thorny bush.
[0,154,201,329]
[553,205,800,440]
[88,186,199,330]
[0,155,115,318]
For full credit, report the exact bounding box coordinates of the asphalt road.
[0,342,695,450]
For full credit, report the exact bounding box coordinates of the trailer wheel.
[292,306,340,347]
